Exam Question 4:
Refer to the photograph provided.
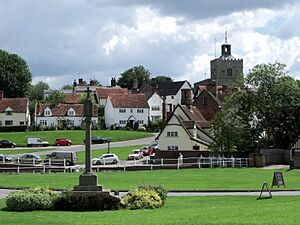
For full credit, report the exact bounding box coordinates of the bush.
[137,184,168,205]
[54,191,120,211]
[6,187,59,211]
[121,189,162,210]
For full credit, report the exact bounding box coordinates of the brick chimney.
[206,80,218,98]
[181,89,192,110]
[111,77,116,87]
[0,91,3,101]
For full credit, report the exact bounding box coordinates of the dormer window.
[5,107,13,116]
[68,108,75,117]
[44,107,52,116]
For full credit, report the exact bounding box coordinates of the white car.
[128,149,143,160]
[92,153,119,165]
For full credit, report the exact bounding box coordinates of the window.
[151,116,161,121]
[137,120,144,124]
[68,110,75,117]
[5,111,12,116]
[137,109,144,113]
[44,110,51,116]
[5,120,13,126]
[151,106,160,111]
[171,96,174,99]
[119,120,127,124]
[167,146,178,151]
[167,131,178,137]
[130,109,133,113]
[193,145,200,150]
[119,109,126,113]
[39,120,47,126]
[67,120,74,126]
[227,68,233,76]
[202,97,207,106]
[20,121,25,125]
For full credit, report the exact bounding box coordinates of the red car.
[55,138,72,146]
[141,146,153,156]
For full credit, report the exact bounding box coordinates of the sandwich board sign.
[271,172,285,188]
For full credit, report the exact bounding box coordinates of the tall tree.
[62,84,73,90]
[117,65,150,89]
[44,91,66,105]
[212,62,300,153]
[28,81,49,101]
[150,76,173,86]
[0,49,32,97]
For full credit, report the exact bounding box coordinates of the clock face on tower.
[227,61,234,68]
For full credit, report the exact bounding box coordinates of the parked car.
[0,154,12,162]
[128,149,143,160]
[27,137,49,147]
[55,138,72,146]
[0,140,16,148]
[141,146,153,156]
[84,136,112,144]
[92,153,119,165]
[15,153,42,164]
[44,151,76,166]
[149,141,159,152]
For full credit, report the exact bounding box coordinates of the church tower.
[210,30,243,87]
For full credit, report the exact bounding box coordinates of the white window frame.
[167,131,178,137]
[119,109,126,113]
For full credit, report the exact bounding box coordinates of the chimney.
[162,96,167,126]
[181,89,192,110]
[78,78,83,85]
[111,77,116,87]
[0,91,3,100]
[207,80,218,98]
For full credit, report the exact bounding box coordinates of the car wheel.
[113,159,118,164]
[11,144,15,148]
[68,142,71,146]
[96,161,101,165]
[57,143,60,146]
[66,161,71,166]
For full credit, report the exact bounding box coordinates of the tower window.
[227,68,233,76]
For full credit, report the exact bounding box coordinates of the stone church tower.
[210,32,243,87]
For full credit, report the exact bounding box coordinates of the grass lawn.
[0,168,299,191]
[0,130,153,146]
[1,196,300,225]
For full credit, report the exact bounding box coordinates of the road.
[1,189,300,198]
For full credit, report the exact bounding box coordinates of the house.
[95,86,128,106]
[156,89,214,152]
[0,91,30,130]
[104,94,149,128]
[35,103,99,129]
[147,92,163,121]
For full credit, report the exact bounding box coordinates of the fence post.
[49,158,51,167]
[151,164,153,171]
[33,158,35,166]
[231,155,235,168]
[210,157,212,168]
[123,165,126,171]
[43,166,46,173]
[240,159,242,167]
[134,159,136,166]
[161,158,163,166]
[17,157,20,165]
[2,156,4,164]
[177,162,180,170]
[64,159,66,167]
[17,166,20,174]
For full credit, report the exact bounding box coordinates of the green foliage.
[212,62,300,153]
[5,187,59,211]
[54,192,120,211]
[117,65,151,89]
[133,121,139,130]
[61,84,73,90]
[150,76,173,85]
[121,189,162,210]
[44,91,66,105]
[137,184,168,205]
[76,93,96,104]
[0,49,32,97]
[28,81,49,101]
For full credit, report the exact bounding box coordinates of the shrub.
[137,184,168,205]
[121,189,162,210]
[6,187,59,211]
[54,191,120,211]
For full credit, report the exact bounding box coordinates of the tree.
[212,62,300,153]
[62,84,73,90]
[44,91,66,105]
[117,65,150,89]
[0,49,32,97]
[150,76,173,86]
[28,81,49,115]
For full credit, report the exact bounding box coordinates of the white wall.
[148,92,163,121]
[36,116,98,127]
[105,97,149,128]
[0,112,28,126]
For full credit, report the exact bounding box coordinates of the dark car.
[55,138,72,146]
[0,140,16,148]
[85,136,112,144]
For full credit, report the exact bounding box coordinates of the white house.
[147,92,163,121]
[105,94,149,128]
[0,91,30,130]
[156,103,214,151]
[35,103,99,128]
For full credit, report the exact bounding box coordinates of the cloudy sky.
[1,0,300,89]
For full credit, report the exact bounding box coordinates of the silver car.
[92,153,119,165]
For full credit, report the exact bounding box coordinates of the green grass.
[0,168,299,191]
[0,130,153,146]
[1,196,300,225]
[77,145,143,162]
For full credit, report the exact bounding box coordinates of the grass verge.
[0,196,300,225]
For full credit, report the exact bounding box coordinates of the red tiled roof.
[180,105,211,128]
[96,87,128,99]
[0,98,28,113]
[108,94,149,108]
[65,93,82,104]
[36,103,98,117]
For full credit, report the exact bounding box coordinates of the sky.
[1,0,300,89]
